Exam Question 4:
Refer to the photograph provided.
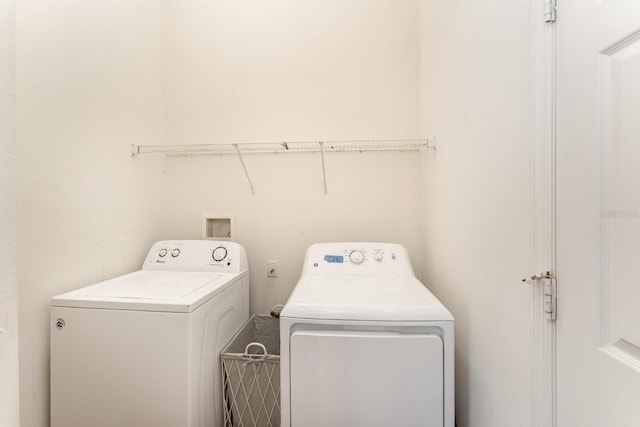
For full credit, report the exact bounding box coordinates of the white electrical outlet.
[267,260,278,277]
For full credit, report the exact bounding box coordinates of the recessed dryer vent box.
[202,213,234,240]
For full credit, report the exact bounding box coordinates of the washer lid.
[50,270,245,313]
[281,275,454,322]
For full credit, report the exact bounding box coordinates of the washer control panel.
[142,240,248,273]
[301,242,414,276]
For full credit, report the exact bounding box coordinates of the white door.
[556,0,640,425]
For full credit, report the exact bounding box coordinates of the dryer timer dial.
[349,250,365,265]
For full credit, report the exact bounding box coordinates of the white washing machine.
[50,240,249,427]
[280,242,454,427]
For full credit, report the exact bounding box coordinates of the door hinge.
[544,0,557,23]
[522,271,557,320]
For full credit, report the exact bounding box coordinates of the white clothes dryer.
[280,242,454,427]
[50,240,249,427]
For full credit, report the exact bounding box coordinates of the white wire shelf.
[131,139,432,156]
[131,138,435,194]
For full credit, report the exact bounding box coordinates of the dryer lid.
[50,270,244,313]
[280,275,454,322]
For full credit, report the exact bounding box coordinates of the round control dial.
[171,248,181,257]
[159,249,168,257]
[373,252,384,262]
[212,246,228,262]
[349,250,365,265]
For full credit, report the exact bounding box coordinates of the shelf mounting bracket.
[234,144,255,194]
[319,141,328,194]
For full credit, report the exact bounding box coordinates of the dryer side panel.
[289,330,443,427]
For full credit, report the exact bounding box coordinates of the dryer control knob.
[349,250,365,265]
[373,252,384,262]
[212,246,228,262]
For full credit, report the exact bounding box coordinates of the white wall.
[164,0,420,143]
[0,1,19,426]
[16,1,167,426]
[9,1,540,426]
[419,1,534,426]
[164,152,424,314]
[162,0,424,315]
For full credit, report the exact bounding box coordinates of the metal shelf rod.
[131,138,432,157]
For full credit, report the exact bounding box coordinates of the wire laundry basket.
[221,315,280,427]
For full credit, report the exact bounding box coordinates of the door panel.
[603,31,640,359]
[556,1,640,425]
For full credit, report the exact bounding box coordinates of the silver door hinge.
[544,0,557,23]
[522,271,557,320]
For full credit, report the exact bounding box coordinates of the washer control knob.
[349,250,365,265]
[212,246,228,262]
[171,248,181,258]
[159,249,168,257]
[373,252,384,262]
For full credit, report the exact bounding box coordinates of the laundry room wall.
[16,2,167,426]
[160,0,424,314]
[163,152,424,314]
[0,1,19,427]
[418,1,534,426]
[9,1,542,426]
